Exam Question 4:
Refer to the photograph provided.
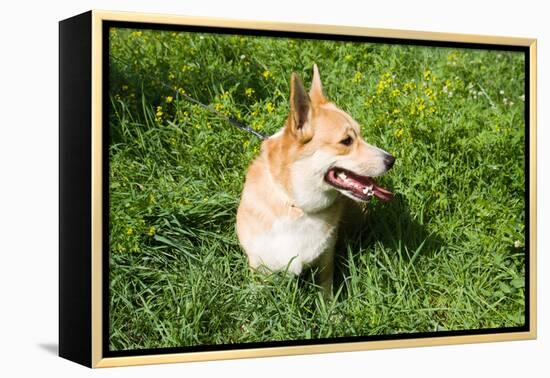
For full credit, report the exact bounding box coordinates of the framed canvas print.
[59,10,537,368]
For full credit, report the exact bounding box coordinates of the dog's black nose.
[384,154,396,169]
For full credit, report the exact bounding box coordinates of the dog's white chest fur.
[246,211,338,275]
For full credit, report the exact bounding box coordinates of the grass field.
[107,27,526,351]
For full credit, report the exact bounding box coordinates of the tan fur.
[236,65,393,293]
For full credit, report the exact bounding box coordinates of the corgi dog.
[236,65,395,293]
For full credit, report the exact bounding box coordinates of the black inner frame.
[102,20,531,358]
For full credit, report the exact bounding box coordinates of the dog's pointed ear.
[309,64,326,105]
[288,72,312,142]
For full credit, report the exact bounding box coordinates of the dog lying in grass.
[236,65,395,293]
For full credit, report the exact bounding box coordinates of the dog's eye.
[340,136,353,146]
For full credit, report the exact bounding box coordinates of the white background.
[0,0,547,376]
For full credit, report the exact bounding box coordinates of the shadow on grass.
[334,193,444,287]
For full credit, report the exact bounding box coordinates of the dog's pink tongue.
[373,184,393,202]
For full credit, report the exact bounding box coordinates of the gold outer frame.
[90,9,537,368]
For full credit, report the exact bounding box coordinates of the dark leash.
[110,53,268,141]
[162,83,268,141]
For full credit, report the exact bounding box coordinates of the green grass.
[107,27,526,351]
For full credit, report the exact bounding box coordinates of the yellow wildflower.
[155,105,163,122]
[266,102,275,113]
[262,70,272,79]
[376,82,386,94]
[245,88,255,97]
[166,96,173,103]
[148,226,156,236]
[403,81,416,91]
[424,69,432,80]
[391,89,401,97]
[425,87,436,100]
[376,73,393,94]
[394,128,404,138]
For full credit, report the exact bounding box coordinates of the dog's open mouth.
[324,167,393,202]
